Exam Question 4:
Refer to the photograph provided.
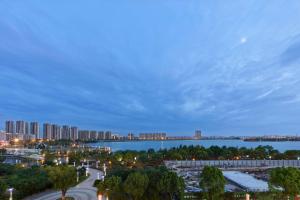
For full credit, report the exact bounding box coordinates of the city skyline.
[1,1,300,135]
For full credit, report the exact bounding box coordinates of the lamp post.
[77,171,79,183]
[86,167,89,177]
[103,163,107,176]
[97,172,100,180]
[8,188,14,200]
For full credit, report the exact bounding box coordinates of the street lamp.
[8,188,14,200]
[86,167,89,177]
[103,163,107,176]
[77,171,79,183]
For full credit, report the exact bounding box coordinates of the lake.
[88,139,300,152]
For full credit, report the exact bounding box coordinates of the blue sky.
[1,0,300,135]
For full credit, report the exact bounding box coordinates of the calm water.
[88,140,300,152]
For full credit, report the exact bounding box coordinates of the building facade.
[5,121,15,134]
[194,130,202,140]
[43,123,52,140]
[70,126,78,141]
[61,125,70,140]
[16,120,26,134]
[139,132,167,140]
[30,122,39,138]
[78,130,90,141]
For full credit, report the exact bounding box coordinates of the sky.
[1,0,300,136]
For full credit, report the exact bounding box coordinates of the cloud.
[240,37,247,44]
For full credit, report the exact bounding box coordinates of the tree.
[124,172,149,200]
[199,166,226,200]
[269,167,300,198]
[0,180,7,199]
[158,171,185,200]
[97,176,122,199]
[47,165,76,200]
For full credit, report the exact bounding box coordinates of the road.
[25,168,101,200]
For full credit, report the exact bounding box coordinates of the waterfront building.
[78,130,90,141]
[105,131,112,140]
[43,123,52,140]
[90,130,97,140]
[194,130,202,140]
[51,124,61,140]
[128,133,134,140]
[16,120,26,134]
[139,132,167,140]
[167,136,193,140]
[97,131,104,140]
[5,121,15,133]
[70,126,78,141]
[25,122,29,134]
[30,122,39,138]
[61,125,70,140]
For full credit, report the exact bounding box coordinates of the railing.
[165,160,300,169]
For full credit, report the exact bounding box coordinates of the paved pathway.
[25,168,101,200]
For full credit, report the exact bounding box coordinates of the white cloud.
[240,37,247,44]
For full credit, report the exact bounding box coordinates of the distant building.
[43,123,52,140]
[128,133,134,140]
[51,124,61,140]
[30,122,39,139]
[97,131,104,140]
[5,121,15,133]
[16,120,26,134]
[25,122,29,135]
[78,130,90,141]
[90,130,97,140]
[70,126,78,141]
[194,130,202,140]
[139,133,166,140]
[167,136,193,140]
[0,131,7,141]
[61,125,70,140]
[105,131,112,140]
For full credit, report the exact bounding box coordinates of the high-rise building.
[43,123,52,140]
[97,131,104,140]
[61,125,70,140]
[51,124,61,140]
[70,126,78,141]
[30,122,39,138]
[194,130,202,140]
[16,120,26,134]
[25,122,29,134]
[89,130,97,140]
[104,131,112,140]
[128,133,134,140]
[78,130,90,141]
[5,121,15,133]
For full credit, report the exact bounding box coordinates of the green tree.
[47,165,76,200]
[124,172,149,200]
[269,167,300,198]
[0,180,7,199]
[158,171,185,200]
[199,166,226,200]
[97,176,122,199]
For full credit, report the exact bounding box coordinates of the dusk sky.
[1,1,300,135]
